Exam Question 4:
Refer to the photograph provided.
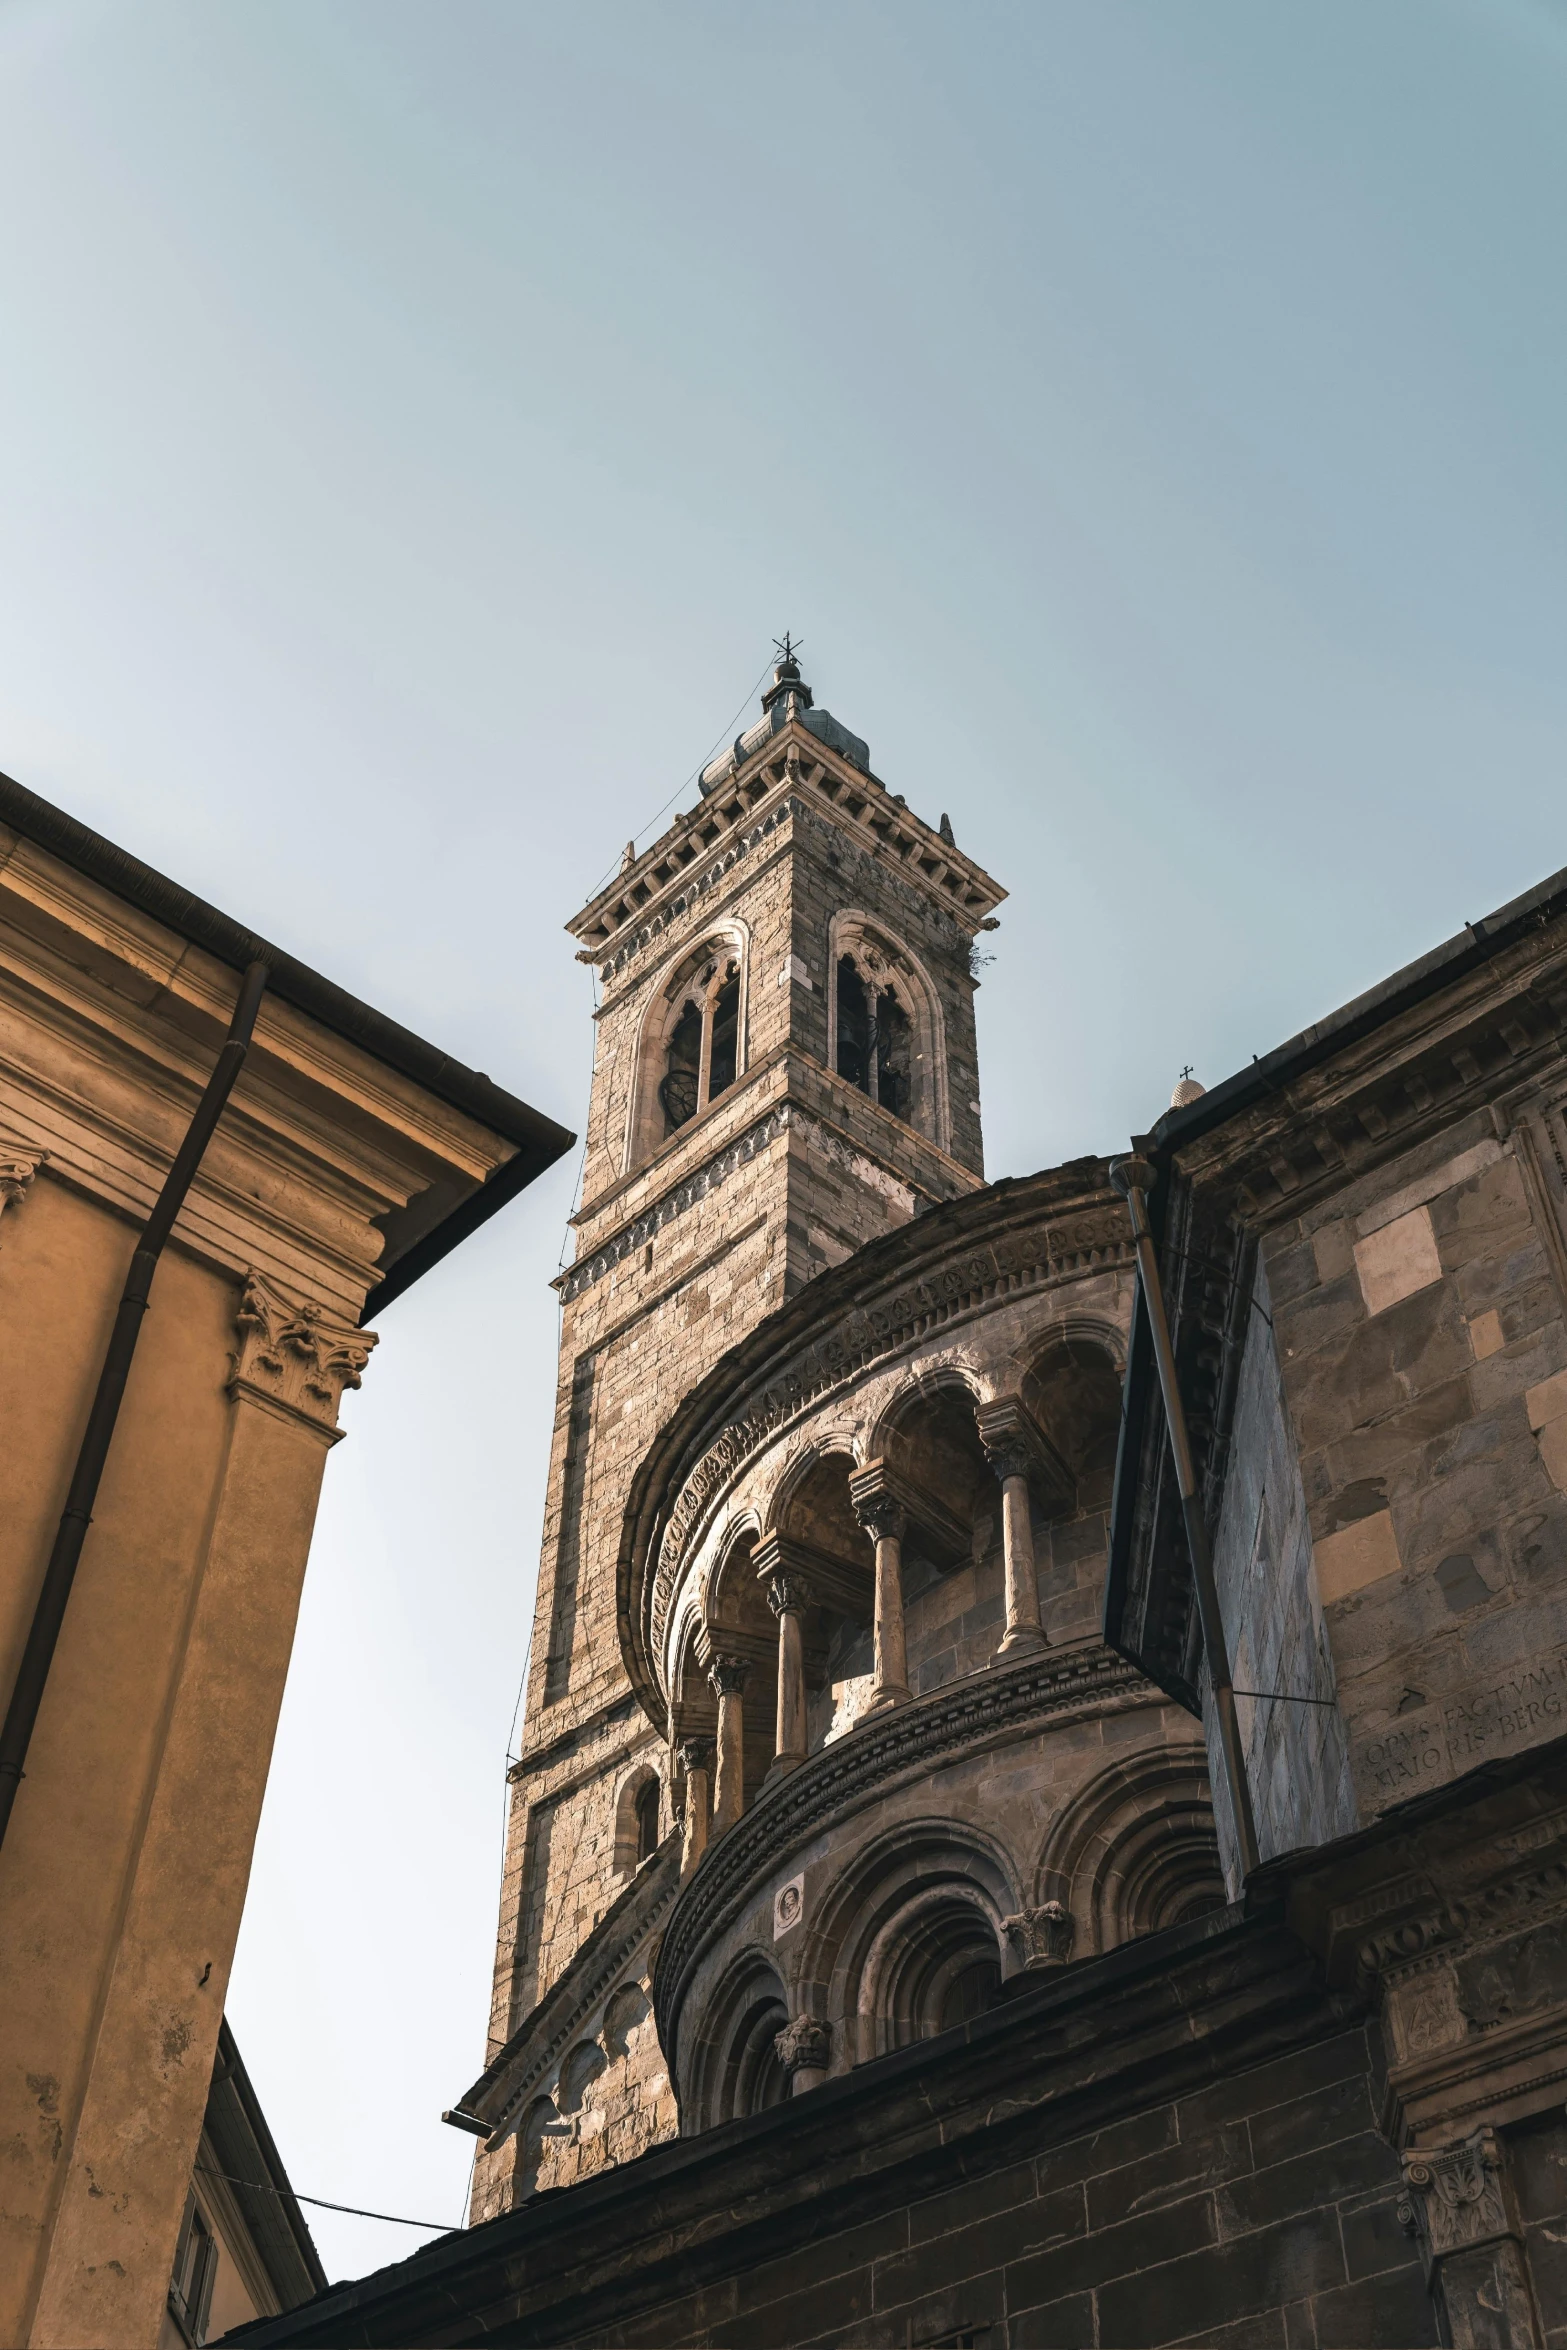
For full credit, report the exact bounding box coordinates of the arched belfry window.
[628,934,749,1168]
[827,916,948,1149]
[635,1777,661,1864]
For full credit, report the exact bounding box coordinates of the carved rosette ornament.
[774,2013,830,2082]
[230,1270,377,1441]
[1002,1901,1076,1970]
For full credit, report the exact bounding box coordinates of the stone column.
[677,1738,713,1881]
[983,1432,1048,1662]
[774,2013,831,2096]
[767,1572,810,1772]
[1399,2129,1542,2348]
[854,1490,912,1710]
[707,1655,749,1835]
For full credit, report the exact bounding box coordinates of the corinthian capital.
[230,1269,378,1440]
[0,1138,44,1229]
[850,1465,907,1546]
[1399,2130,1513,2261]
[1002,1901,1076,1970]
[706,1653,750,1701]
[774,2014,830,2077]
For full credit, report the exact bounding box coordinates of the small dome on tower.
[700,636,870,794]
[1170,1070,1206,1110]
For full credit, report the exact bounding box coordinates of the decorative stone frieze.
[229,1270,377,1440]
[1002,1900,1076,1970]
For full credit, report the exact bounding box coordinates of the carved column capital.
[975,1397,1076,1510]
[774,2014,830,2078]
[677,1737,714,1777]
[706,1653,750,1701]
[230,1269,377,1442]
[1002,1901,1076,1970]
[766,1571,811,1621]
[0,1141,44,1228]
[1399,2130,1513,2261]
[851,1485,906,1545]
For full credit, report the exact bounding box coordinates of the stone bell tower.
[466,648,1004,2212]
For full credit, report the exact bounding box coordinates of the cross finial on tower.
[772,631,803,668]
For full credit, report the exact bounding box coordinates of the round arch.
[799,1817,1024,2067]
[684,1949,791,2130]
[826,910,949,1148]
[624,919,751,1171]
[1034,1744,1226,1949]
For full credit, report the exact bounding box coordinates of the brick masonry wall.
[564,2025,1435,2349]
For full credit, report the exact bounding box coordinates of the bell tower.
[470,650,1004,2212]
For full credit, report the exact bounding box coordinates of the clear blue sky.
[3,0,1564,2283]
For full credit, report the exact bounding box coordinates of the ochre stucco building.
[230,657,1567,2348]
[0,773,570,2350]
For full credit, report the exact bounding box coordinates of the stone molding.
[641,1199,1131,1688]
[229,1269,377,1441]
[1003,1901,1076,1970]
[455,1844,681,2145]
[577,755,999,992]
[654,1647,1148,2065]
[1286,1766,1567,2147]
[558,1105,790,1303]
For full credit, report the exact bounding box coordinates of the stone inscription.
[1355,1647,1567,1804]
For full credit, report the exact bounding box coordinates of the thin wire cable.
[581,655,776,905]
[195,2166,457,2234]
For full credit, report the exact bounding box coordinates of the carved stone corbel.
[1399,2129,1542,2348]
[1002,1901,1076,1971]
[229,1269,377,1442]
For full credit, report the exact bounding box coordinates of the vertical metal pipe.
[1110,1154,1261,1880]
[0,961,270,1852]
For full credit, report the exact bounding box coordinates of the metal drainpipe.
[1110,1153,1261,1881]
[0,960,270,1853]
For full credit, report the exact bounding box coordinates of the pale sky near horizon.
[3,0,1566,2288]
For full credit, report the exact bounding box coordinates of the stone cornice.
[562,1076,982,1308]
[569,727,1003,974]
[616,1164,1129,1721]
[0,826,550,1321]
[454,1844,681,2143]
[654,1645,1150,2068]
